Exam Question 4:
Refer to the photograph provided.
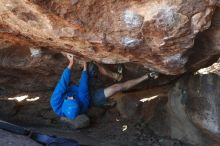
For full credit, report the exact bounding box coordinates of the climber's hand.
[66,53,74,64]
[61,51,74,63]
[62,51,75,69]
[83,61,87,71]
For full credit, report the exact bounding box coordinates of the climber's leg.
[103,74,149,98]
[95,63,123,81]
[90,74,149,106]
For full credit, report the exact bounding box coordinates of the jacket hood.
[62,99,80,119]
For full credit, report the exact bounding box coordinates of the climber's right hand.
[66,53,74,64]
[62,51,75,69]
[61,51,74,63]
[83,61,87,71]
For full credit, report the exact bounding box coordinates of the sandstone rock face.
[0,0,219,75]
[0,1,220,145]
[186,7,220,72]
[149,74,220,146]
[186,74,220,144]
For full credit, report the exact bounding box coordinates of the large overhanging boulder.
[0,0,219,75]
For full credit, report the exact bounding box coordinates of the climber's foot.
[117,65,123,74]
[149,72,159,79]
[96,63,123,81]
[113,73,123,82]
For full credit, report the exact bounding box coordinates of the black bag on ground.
[0,120,29,135]
[31,132,80,146]
[0,120,85,146]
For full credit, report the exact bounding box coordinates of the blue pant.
[90,88,106,106]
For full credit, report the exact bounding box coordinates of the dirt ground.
[0,62,184,146]
[0,85,185,146]
[0,61,183,146]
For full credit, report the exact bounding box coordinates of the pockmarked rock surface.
[149,73,220,146]
[0,0,220,75]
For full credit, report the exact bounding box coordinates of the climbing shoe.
[87,62,99,78]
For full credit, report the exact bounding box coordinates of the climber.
[50,52,154,120]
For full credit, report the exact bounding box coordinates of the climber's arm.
[50,67,72,116]
[78,62,90,113]
[50,52,75,116]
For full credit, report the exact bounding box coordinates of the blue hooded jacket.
[50,68,89,119]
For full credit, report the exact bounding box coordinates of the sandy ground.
[0,85,184,146]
